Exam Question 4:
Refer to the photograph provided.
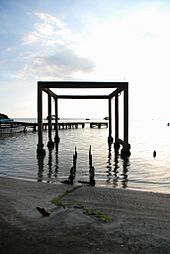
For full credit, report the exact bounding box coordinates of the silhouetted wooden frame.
[37,81,130,153]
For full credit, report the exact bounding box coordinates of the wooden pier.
[90,122,108,128]
[14,121,108,131]
[58,122,85,129]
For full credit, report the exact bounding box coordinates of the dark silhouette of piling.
[61,147,77,184]
[153,150,156,158]
[89,145,92,168]
[78,145,95,186]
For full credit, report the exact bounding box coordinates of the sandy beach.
[0,177,169,254]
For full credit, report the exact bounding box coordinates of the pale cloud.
[22,12,72,46]
[14,46,95,80]
[22,32,39,44]
[18,12,95,80]
[34,12,65,30]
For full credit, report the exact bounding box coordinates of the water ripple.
[0,123,170,193]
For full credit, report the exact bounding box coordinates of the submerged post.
[37,83,46,155]
[47,94,54,149]
[54,97,60,142]
[108,98,113,143]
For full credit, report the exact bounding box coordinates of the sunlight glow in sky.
[1,0,170,120]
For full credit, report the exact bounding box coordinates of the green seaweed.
[51,186,112,223]
[51,185,81,207]
[93,210,112,222]
[77,204,112,222]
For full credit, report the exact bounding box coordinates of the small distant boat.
[0,119,25,134]
[86,118,90,120]
[45,115,60,120]
[103,117,109,120]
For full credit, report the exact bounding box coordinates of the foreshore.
[0,177,169,254]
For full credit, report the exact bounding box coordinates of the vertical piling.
[114,93,120,150]
[54,97,60,142]
[121,84,131,157]
[47,94,54,149]
[115,93,119,139]
[124,86,128,144]
[37,83,46,155]
[108,98,113,143]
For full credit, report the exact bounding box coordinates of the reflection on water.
[121,156,129,189]
[106,143,112,182]
[0,120,170,193]
[37,153,44,182]
[47,148,53,182]
[106,143,129,189]
[54,143,59,178]
[37,143,59,183]
[112,146,119,188]
[36,139,130,189]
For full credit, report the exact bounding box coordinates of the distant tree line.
[0,113,9,119]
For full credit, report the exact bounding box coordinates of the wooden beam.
[109,88,124,99]
[38,81,128,89]
[57,95,108,99]
[42,88,57,98]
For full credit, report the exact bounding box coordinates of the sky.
[1,0,170,120]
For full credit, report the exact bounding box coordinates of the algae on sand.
[51,186,112,223]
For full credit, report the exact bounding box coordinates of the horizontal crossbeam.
[38,81,128,89]
[57,95,109,99]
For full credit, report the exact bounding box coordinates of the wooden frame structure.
[37,81,131,156]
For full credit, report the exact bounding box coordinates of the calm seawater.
[0,118,170,194]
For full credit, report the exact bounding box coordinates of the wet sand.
[0,177,170,254]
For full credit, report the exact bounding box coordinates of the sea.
[0,118,170,194]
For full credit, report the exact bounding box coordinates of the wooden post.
[121,84,131,157]
[115,93,119,139]
[37,83,46,155]
[124,85,128,144]
[114,93,120,149]
[47,94,54,149]
[108,98,113,143]
[54,97,60,142]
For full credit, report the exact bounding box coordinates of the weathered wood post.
[108,98,113,143]
[37,82,46,155]
[47,94,54,149]
[54,97,60,142]
[115,93,119,139]
[114,93,120,149]
[124,85,128,144]
[121,84,131,157]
